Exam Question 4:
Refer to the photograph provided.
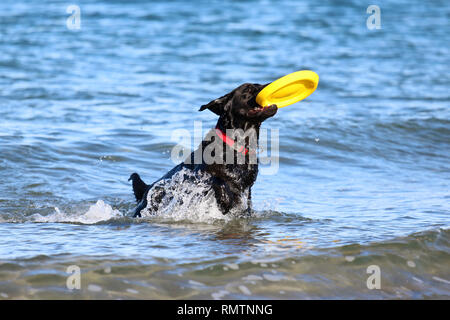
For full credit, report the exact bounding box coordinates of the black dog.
[129,83,277,217]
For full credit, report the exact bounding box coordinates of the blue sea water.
[0,0,449,299]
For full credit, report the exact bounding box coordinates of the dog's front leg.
[212,178,238,215]
[133,198,147,217]
[247,188,252,215]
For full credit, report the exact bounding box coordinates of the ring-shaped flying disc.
[256,70,319,108]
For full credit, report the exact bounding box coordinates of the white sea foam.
[87,284,102,292]
[238,285,252,295]
[30,200,122,224]
[211,290,229,300]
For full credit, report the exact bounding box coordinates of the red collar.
[215,127,250,155]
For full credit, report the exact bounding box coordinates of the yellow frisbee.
[256,70,319,108]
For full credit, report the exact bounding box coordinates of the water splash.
[26,168,248,225]
[30,200,122,224]
[139,168,244,223]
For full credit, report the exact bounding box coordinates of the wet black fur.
[129,83,277,217]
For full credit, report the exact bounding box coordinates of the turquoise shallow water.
[0,0,449,299]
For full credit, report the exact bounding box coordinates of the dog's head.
[199,83,277,127]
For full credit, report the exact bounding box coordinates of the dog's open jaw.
[246,103,278,119]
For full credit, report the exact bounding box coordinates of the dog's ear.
[199,90,234,116]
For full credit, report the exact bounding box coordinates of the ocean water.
[0,0,449,299]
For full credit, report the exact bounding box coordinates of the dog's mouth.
[246,103,277,119]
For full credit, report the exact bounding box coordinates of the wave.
[0,227,448,299]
